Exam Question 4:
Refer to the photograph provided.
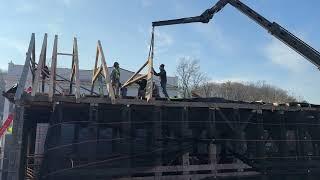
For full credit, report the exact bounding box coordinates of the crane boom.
[152,0,320,69]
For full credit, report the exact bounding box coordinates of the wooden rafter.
[90,40,115,102]
[15,33,36,101]
[122,28,155,101]
[145,28,155,101]
[122,60,148,88]
[69,37,81,101]
[30,41,36,82]
[31,34,47,96]
[92,66,103,84]
[49,35,58,102]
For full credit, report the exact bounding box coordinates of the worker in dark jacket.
[110,62,121,97]
[136,79,147,99]
[153,64,169,98]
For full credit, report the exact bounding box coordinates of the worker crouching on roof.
[153,64,169,99]
[110,62,121,97]
[136,79,147,99]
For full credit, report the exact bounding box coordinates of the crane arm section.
[152,0,320,69]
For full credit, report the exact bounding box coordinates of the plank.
[90,47,100,95]
[98,40,115,102]
[122,60,148,88]
[124,74,147,88]
[73,37,81,101]
[146,29,155,102]
[91,66,102,84]
[49,35,58,101]
[15,33,35,101]
[31,34,47,96]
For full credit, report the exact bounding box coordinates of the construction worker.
[153,64,169,98]
[120,86,127,98]
[110,62,121,97]
[136,79,147,99]
[152,82,160,98]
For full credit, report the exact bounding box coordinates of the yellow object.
[7,126,12,134]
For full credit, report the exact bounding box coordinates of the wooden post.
[181,107,190,175]
[153,106,162,179]
[49,35,58,101]
[208,108,217,175]
[121,105,132,175]
[15,33,35,101]
[256,109,267,180]
[31,34,47,96]
[278,111,288,157]
[88,104,98,163]
[7,106,27,180]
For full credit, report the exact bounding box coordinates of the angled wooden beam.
[70,63,75,94]
[49,35,58,101]
[146,29,155,102]
[92,66,102,84]
[30,41,36,82]
[124,74,147,88]
[32,39,36,69]
[90,46,100,95]
[122,60,148,88]
[98,40,115,102]
[15,33,35,101]
[70,37,80,101]
[31,33,47,96]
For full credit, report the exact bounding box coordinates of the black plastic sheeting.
[39,103,196,180]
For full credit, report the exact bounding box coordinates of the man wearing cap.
[110,62,121,97]
[153,64,169,98]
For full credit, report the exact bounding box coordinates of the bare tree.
[176,57,207,98]
[196,81,298,103]
[176,57,299,103]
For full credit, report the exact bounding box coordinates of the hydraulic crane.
[152,0,320,175]
[152,0,320,70]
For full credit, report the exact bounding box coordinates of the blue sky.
[1,0,320,103]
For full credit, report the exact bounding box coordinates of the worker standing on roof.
[110,62,121,97]
[153,64,169,98]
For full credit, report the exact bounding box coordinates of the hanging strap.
[148,27,155,60]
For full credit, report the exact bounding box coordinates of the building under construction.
[3,0,320,180]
